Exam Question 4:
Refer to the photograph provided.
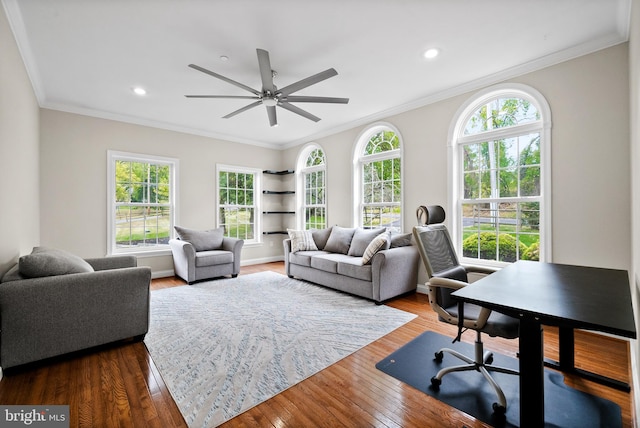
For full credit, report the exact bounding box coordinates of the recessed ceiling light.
[133,87,147,96]
[220,55,229,62]
[424,48,440,59]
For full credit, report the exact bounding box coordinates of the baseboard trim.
[416,283,428,295]
[241,256,285,266]
[152,269,175,279]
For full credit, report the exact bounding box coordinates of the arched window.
[353,124,403,232]
[296,144,327,230]
[449,83,551,265]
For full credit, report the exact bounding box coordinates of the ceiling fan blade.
[266,105,277,127]
[223,100,262,119]
[284,95,349,104]
[277,68,338,97]
[278,102,321,122]
[185,95,259,99]
[256,49,274,93]
[188,64,260,96]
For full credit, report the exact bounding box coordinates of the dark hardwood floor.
[0,262,634,427]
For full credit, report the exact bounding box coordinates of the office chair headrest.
[416,205,446,225]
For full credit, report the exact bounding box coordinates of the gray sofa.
[284,226,420,304]
[0,249,151,370]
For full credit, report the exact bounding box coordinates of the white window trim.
[107,150,179,257]
[216,163,262,245]
[352,122,404,230]
[296,143,328,230]
[447,83,552,266]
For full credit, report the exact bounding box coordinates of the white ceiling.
[3,0,631,149]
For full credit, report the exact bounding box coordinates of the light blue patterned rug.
[144,271,416,427]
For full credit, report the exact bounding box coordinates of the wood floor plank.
[0,261,634,427]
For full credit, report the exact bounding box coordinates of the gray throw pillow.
[19,247,94,278]
[323,226,356,255]
[347,227,386,257]
[175,226,225,251]
[390,232,413,248]
[312,227,333,250]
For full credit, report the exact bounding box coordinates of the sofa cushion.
[323,226,356,254]
[312,227,333,250]
[310,253,353,273]
[175,226,224,251]
[287,229,318,252]
[390,231,413,248]
[195,250,233,267]
[337,258,373,282]
[18,247,94,278]
[347,228,386,257]
[362,231,391,264]
[288,250,330,267]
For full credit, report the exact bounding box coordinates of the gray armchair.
[169,230,243,284]
[0,253,151,370]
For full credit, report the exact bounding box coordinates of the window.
[354,124,403,232]
[217,165,260,243]
[108,151,178,255]
[297,144,327,229]
[450,84,551,265]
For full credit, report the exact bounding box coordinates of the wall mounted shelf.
[262,169,295,235]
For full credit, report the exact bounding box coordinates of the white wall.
[0,4,40,276]
[39,110,285,273]
[284,43,631,283]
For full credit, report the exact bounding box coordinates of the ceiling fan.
[185,48,349,127]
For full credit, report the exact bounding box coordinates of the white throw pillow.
[288,229,318,252]
[362,232,391,264]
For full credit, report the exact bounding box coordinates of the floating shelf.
[263,169,294,175]
[263,211,295,214]
[263,231,289,235]
[263,190,295,195]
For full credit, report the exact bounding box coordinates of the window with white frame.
[450,84,551,264]
[298,145,327,230]
[108,151,177,255]
[354,124,403,232]
[217,165,260,243]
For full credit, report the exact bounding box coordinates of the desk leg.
[519,318,544,428]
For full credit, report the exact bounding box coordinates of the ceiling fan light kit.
[185,48,349,127]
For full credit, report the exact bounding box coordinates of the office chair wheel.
[434,351,444,362]
[492,403,506,415]
[430,376,441,389]
[486,355,494,365]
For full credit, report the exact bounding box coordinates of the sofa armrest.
[370,245,420,302]
[0,266,151,369]
[169,239,196,283]
[221,237,244,275]
[85,255,137,271]
[283,239,292,276]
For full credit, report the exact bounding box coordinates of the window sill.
[108,248,172,258]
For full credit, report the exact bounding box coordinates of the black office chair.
[412,205,519,414]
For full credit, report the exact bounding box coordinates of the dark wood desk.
[452,260,636,428]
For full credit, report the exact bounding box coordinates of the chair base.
[430,332,518,414]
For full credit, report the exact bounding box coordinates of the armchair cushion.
[18,247,94,278]
[174,226,224,251]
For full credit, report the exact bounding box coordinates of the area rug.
[376,331,622,428]
[144,271,416,427]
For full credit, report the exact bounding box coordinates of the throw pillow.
[174,226,224,251]
[347,227,386,257]
[362,232,391,264]
[19,247,94,278]
[323,226,356,255]
[288,229,318,252]
[311,226,333,250]
[390,231,413,248]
